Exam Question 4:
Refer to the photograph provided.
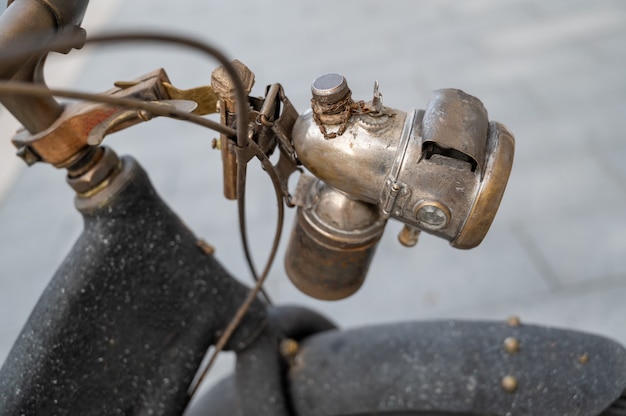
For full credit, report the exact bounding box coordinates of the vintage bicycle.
[0,1,624,415]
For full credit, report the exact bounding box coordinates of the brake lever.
[10,68,209,167]
[85,99,198,146]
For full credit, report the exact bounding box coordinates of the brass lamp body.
[285,74,514,300]
[285,180,386,300]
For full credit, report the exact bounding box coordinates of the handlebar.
[0,0,89,133]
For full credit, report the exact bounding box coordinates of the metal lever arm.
[9,69,188,167]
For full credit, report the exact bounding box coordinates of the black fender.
[289,320,626,416]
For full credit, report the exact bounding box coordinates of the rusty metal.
[292,78,515,250]
[84,32,252,150]
[285,178,386,300]
[310,73,371,139]
[2,31,249,168]
[214,80,301,308]
[579,353,590,365]
[0,79,235,147]
[310,73,352,139]
[211,60,255,200]
[66,145,106,181]
[398,224,421,247]
[258,83,281,125]
[161,82,219,115]
[66,146,120,196]
[273,87,299,154]
[10,69,171,167]
[250,83,300,205]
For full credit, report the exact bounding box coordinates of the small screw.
[211,138,221,150]
[501,375,518,393]
[578,353,589,365]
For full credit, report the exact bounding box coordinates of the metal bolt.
[398,225,420,247]
[211,138,221,150]
[503,337,520,354]
[501,375,518,393]
[578,353,589,365]
[66,146,119,194]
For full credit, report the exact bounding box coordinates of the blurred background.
[1,0,625,388]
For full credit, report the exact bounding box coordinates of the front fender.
[289,320,626,416]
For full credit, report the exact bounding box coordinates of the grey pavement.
[1,0,625,390]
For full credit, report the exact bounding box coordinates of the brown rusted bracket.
[266,85,301,207]
[248,83,301,206]
[11,68,173,168]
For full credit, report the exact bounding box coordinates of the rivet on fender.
[280,339,299,362]
[503,337,520,354]
[501,375,518,393]
[507,316,521,327]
